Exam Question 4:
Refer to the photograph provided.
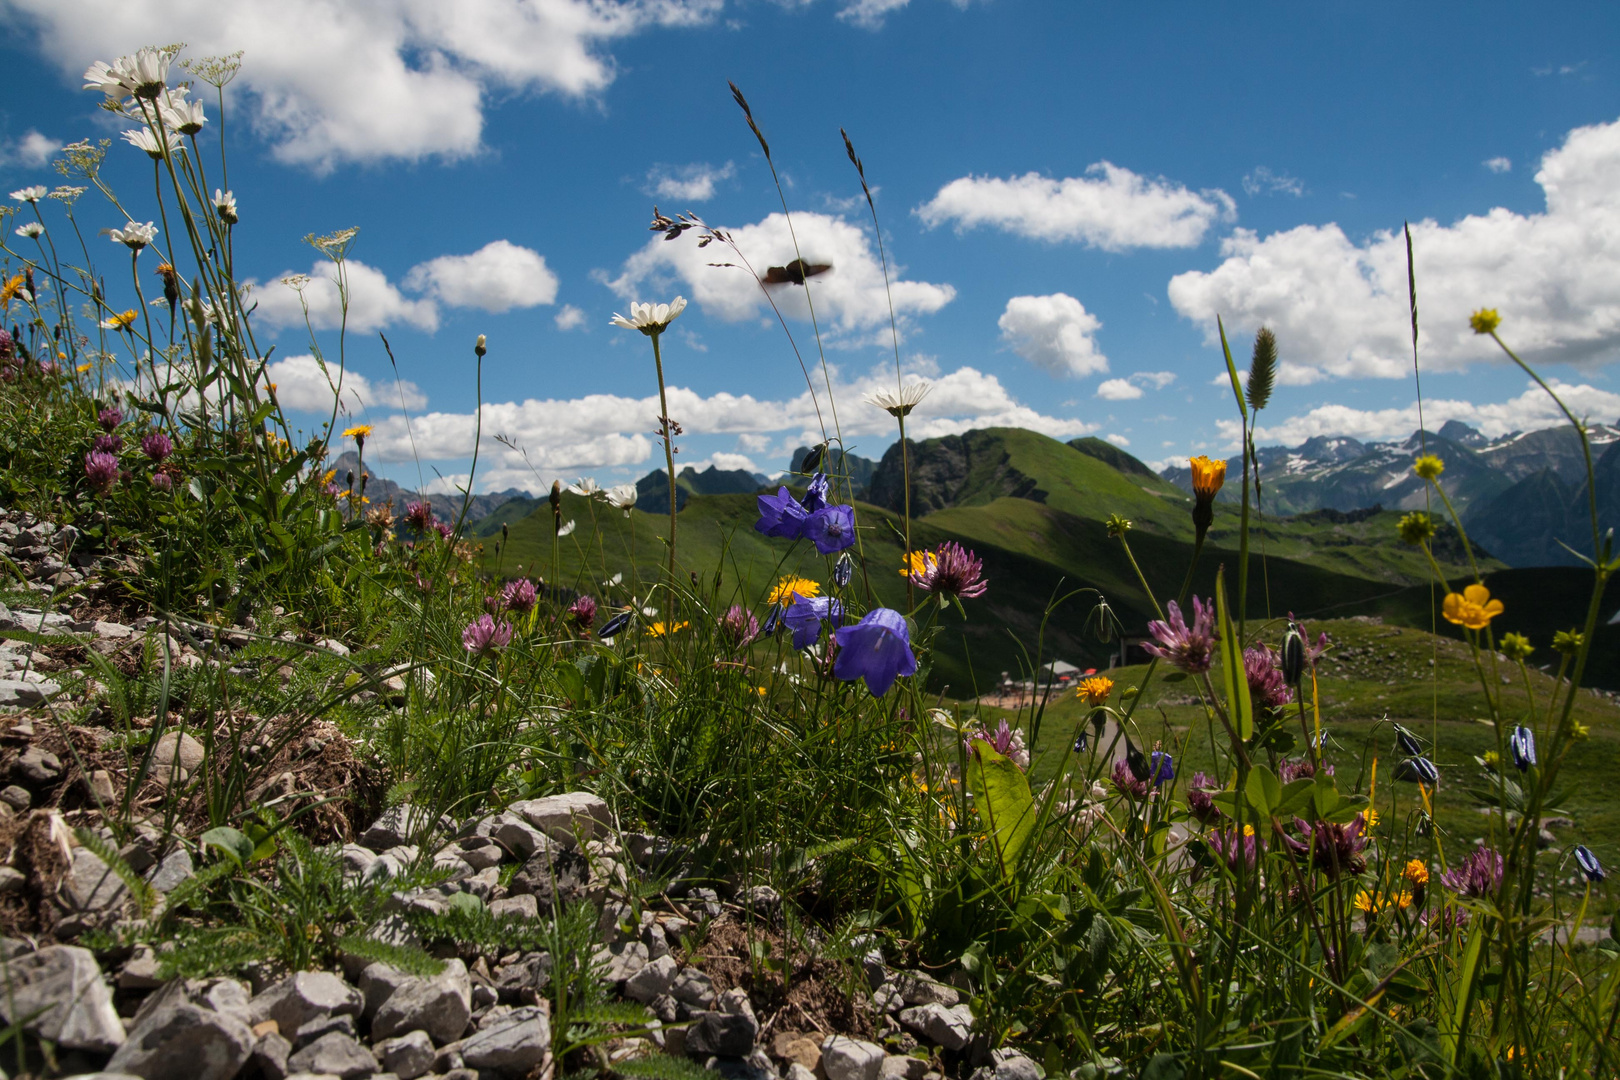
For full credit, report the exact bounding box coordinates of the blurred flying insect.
[762,258,831,285]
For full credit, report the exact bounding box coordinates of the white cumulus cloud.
[554,304,587,331]
[254,259,439,333]
[1484,156,1512,174]
[362,361,1092,491]
[404,240,558,313]
[1104,433,1130,447]
[607,210,955,343]
[998,293,1107,377]
[917,163,1236,250]
[646,161,734,202]
[8,0,722,170]
[1169,114,1620,380]
[1095,378,1140,400]
[265,353,427,414]
[1242,166,1304,197]
[3,130,62,167]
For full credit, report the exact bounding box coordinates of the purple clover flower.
[804,504,856,555]
[966,718,1030,771]
[1244,644,1294,711]
[1441,847,1503,899]
[141,432,173,462]
[150,471,172,492]
[84,450,119,494]
[569,595,598,629]
[92,433,123,455]
[1144,597,1215,674]
[501,578,539,614]
[404,501,436,532]
[97,407,123,431]
[462,613,513,656]
[784,596,842,649]
[1209,825,1261,872]
[1278,757,1333,784]
[832,607,916,697]
[910,541,988,600]
[1187,771,1222,824]
[1286,816,1369,879]
[1112,759,1149,799]
[720,604,759,650]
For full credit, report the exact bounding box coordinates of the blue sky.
[3,0,1618,493]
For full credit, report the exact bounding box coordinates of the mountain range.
[1161,420,1620,567]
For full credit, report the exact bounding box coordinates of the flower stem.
[651,330,677,584]
[898,411,914,611]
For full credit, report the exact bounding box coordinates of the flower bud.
[475,333,487,357]
[1280,622,1305,685]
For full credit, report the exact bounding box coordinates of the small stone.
[117,947,165,990]
[773,1032,821,1071]
[687,1009,759,1058]
[106,979,256,1080]
[0,945,125,1052]
[145,846,194,892]
[292,1012,357,1049]
[786,1064,818,1080]
[151,730,206,778]
[63,846,129,912]
[0,866,24,893]
[458,1004,551,1072]
[315,638,350,656]
[13,744,62,783]
[625,954,678,1004]
[248,971,364,1033]
[743,885,781,913]
[370,959,473,1044]
[509,791,613,848]
[0,784,29,810]
[0,678,60,707]
[250,1030,292,1080]
[987,1048,1044,1080]
[488,893,539,920]
[491,815,549,860]
[670,967,716,1009]
[598,941,649,986]
[360,805,449,852]
[897,1003,974,1051]
[883,1055,930,1080]
[822,1035,886,1080]
[378,1029,436,1080]
[895,971,959,1007]
[457,840,504,871]
[83,769,116,804]
[338,843,377,878]
[286,1030,377,1078]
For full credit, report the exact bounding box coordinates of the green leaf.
[200,826,255,868]
[1244,764,1281,818]
[1277,777,1317,817]
[1217,315,1247,423]
[966,739,1037,886]
[1215,566,1253,741]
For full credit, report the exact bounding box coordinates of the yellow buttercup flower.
[1189,455,1226,500]
[1469,308,1501,335]
[1412,454,1444,481]
[1076,675,1114,708]
[76,363,92,374]
[1442,583,1504,631]
[1501,632,1533,661]
[769,576,820,606]
[1354,888,1412,914]
[647,620,689,638]
[900,550,935,578]
[342,424,373,441]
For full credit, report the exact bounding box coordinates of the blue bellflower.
[784,596,843,649]
[755,487,809,539]
[1150,750,1175,786]
[1509,725,1537,771]
[1575,844,1606,883]
[833,552,854,588]
[801,472,830,513]
[805,504,856,555]
[833,608,917,697]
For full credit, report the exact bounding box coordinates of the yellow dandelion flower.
[1469,308,1501,335]
[900,550,935,578]
[1403,859,1429,888]
[1442,583,1503,631]
[1412,454,1444,481]
[1363,807,1380,829]
[768,576,820,606]
[1189,455,1226,500]
[647,620,689,638]
[1076,675,1114,707]
[100,309,137,330]
[342,423,373,441]
[0,274,25,306]
[75,363,91,374]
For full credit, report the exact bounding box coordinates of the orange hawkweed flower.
[1076,675,1114,708]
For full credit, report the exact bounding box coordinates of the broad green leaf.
[1277,777,1317,817]
[200,826,255,868]
[1244,764,1281,818]
[967,739,1037,886]
[1215,567,1254,741]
